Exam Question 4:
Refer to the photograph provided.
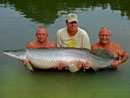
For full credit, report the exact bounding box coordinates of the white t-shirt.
[56,27,91,49]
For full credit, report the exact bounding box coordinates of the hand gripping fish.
[3,48,115,72]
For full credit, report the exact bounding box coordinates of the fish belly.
[29,57,85,69]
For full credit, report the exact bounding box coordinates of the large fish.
[2,48,115,72]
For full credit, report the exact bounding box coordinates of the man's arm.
[23,42,33,67]
[111,43,129,68]
[56,31,62,47]
[120,52,129,63]
[112,51,129,68]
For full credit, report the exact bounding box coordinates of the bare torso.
[91,41,124,59]
[26,40,56,48]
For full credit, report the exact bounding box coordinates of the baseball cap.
[66,13,78,23]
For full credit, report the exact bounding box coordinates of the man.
[56,13,91,49]
[23,26,56,66]
[91,27,129,69]
[56,13,91,70]
[26,26,56,48]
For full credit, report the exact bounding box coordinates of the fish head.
[3,49,27,60]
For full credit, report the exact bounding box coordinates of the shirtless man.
[26,26,56,48]
[91,27,129,69]
[23,26,56,67]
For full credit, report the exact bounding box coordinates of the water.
[0,0,130,98]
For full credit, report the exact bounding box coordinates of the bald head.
[99,27,111,35]
[35,26,48,43]
[36,26,48,35]
[98,27,111,44]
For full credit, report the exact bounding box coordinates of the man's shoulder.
[78,27,88,36]
[111,41,124,51]
[46,40,55,44]
[56,27,67,37]
[46,40,56,47]
[111,41,121,48]
[26,40,37,48]
[78,27,87,33]
[91,42,100,50]
[57,27,67,33]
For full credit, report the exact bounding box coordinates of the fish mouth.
[2,49,27,60]
[3,50,10,56]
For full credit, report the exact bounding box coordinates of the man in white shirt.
[56,13,91,49]
[56,13,91,71]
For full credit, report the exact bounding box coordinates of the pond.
[0,0,130,98]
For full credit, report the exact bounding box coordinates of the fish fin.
[92,65,116,71]
[92,68,98,71]
[91,49,114,59]
[26,62,34,71]
[68,64,79,72]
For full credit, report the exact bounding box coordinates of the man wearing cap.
[56,13,91,49]
[56,13,91,71]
